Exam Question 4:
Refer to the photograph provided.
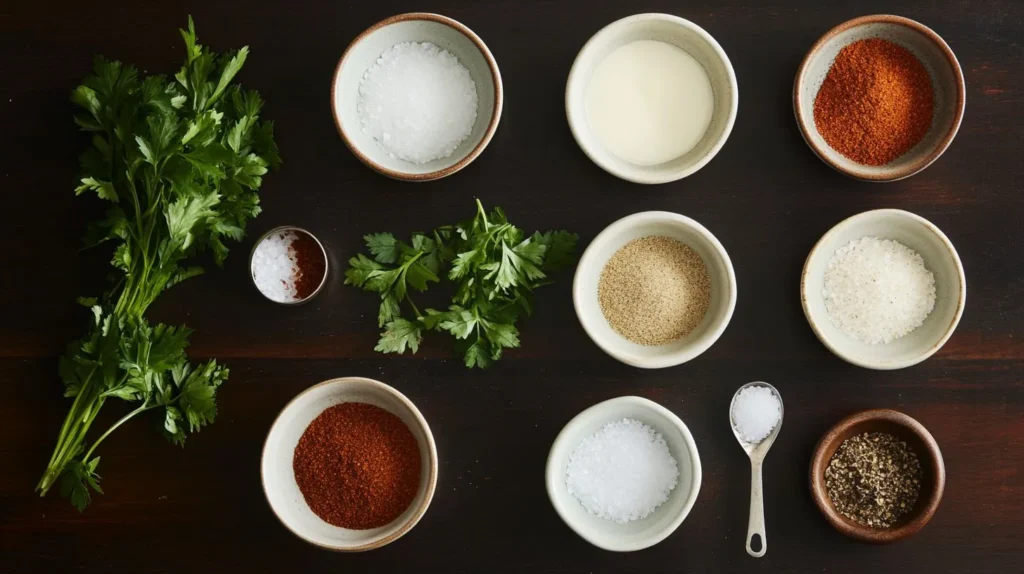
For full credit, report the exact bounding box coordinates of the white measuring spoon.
[729,381,784,558]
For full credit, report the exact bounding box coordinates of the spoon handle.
[746,458,766,557]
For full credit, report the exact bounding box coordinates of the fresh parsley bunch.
[37,18,280,510]
[345,200,577,368]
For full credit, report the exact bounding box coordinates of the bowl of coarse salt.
[801,209,966,370]
[332,13,503,181]
[546,396,702,552]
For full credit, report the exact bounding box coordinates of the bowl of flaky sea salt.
[331,13,503,181]
[801,209,966,370]
[546,396,702,551]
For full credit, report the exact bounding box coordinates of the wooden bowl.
[793,15,965,181]
[810,409,945,543]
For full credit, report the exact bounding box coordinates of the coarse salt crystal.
[731,385,782,443]
[822,237,936,344]
[565,418,679,523]
[252,231,300,302]
[357,41,478,164]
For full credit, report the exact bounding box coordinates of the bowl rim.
[573,211,738,368]
[249,225,329,305]
[565,13,739,184]
[809,408,946,543]
[330,12,504,182]
[800,208,967,370]
[260,377,439,552]
[545,395,703,551]
[792,14,966,182]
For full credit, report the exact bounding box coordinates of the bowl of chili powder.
[794,15,965,181]
[262,377,437,551]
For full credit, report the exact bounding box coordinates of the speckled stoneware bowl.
[546,396,702,551]
[801,209,966,370]
[566,13,738,184]
[794,15,965,181]
[261,377,438,551]
[573,211,737,369]
[331,13,503,181]
[810,409,945,543]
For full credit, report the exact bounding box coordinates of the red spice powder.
[813,38,934,166]
[290,231,326,300]
[293,402,421,529]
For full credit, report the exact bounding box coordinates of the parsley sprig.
[346,200,577,368]
[38,18,279,510]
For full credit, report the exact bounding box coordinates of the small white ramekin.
[566,13,738,184]
[573,211,737,369]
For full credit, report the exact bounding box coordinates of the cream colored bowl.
[794,15,965,181]
[331,13,502,181]
[801,209,966,369]
[261,377,438,551]
[546,396,702,551]
[566,13,738,184]
[573,211,737,368]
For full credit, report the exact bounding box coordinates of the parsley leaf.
[365,232,400,264]
[38,17,277,510]
[375,318,423,354]
[346,199,577,368]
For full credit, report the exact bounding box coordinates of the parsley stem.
[44,365,96,469]
[84,402,158,461]
[406,296,422,318]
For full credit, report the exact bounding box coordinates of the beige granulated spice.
[598,236,711,346]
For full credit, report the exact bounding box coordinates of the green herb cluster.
[345,200,577,368]
[38,18,279,510]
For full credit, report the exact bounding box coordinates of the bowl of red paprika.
[262,377,438,551]
[794,15,965,182]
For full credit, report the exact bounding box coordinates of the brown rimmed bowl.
[810,409,945,543]
[331,13,503,181]
[261,377,438,551]
[793,15,965,181]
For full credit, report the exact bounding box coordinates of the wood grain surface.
[1,0,1022,572]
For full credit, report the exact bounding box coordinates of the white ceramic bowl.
[794,15,965,181]
[261,377,438,551]
[801,209,966,369]
[565,13,738,184]
[573,211,737,368]
[331,13,503,181]
[546,396,702,551]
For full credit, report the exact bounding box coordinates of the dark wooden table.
[2,0,1022,572]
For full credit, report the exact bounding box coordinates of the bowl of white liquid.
[566,14,738,184]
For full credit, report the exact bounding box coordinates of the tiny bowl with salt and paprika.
[793,14,965,181]
[810,409,945,543]
[249,226,329,305]
[261,377,438,551]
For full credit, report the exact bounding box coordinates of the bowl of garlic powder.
[573,211,737,369]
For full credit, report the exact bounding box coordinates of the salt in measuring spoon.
[729,381,783,558]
